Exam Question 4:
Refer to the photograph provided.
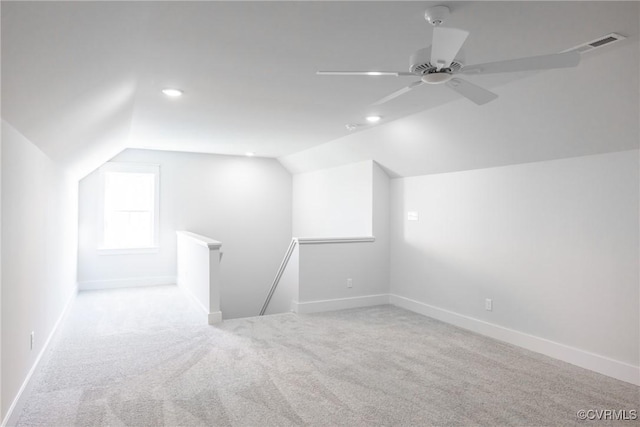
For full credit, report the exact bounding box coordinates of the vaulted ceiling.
[2,1,638,178]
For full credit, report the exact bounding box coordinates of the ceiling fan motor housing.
[409,47,463,76]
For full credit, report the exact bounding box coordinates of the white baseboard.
[293,294,389,314]
[78,276,176,291]
[2,285,78,427]
[208,311,223,324]
[389,294,640,386]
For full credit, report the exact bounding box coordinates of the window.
[99,162,159,253]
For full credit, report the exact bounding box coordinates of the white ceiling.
[2,1,638,178]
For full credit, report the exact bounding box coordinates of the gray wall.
[390,150,639,367]
[293,160,373,237]
[293,161,390,304]
[78,149,292,319]
[1,121,78,420]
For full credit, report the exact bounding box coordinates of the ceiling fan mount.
[317,5,581,106]
[424,5,450,27]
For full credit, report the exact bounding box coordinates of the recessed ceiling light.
[366,72,383,76]
[162,88,183,97]
[366,115,381,123]
[245,152,255,157]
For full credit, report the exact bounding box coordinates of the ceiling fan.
[317,6,581,106]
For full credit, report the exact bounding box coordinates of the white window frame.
[98,162,160,255]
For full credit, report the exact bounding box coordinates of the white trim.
[98,162,161,251]
[78,276,175,291]
[296,236,375,244]
[97,247,160,255]
[292,294,389,314]
[208,311,223,324]
[176,231,222,249]
[389,294,640,386]
[2,285,77,427]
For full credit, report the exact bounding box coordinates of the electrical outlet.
[485,298,493,311]
[30,331,35,350]
[347,278,353,288]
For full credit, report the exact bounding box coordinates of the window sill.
[97,247,160,255]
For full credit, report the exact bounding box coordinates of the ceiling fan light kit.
[318,5,584,107]
[421,72,453,85]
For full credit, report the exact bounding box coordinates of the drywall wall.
[372,160,391,295]
[294,161,390,311]
[390,150,639,371]
[78,149,292,319]
[297,238,387,311]
[293,160,372,237]
[1,121,78,421]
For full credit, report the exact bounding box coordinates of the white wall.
[373,159,390,295]
[78,149,292,319]
[390,150,639,371]
[293,160,372,237]
[293,161,390,310]
[297,239,387,307]
[1,121,78,421]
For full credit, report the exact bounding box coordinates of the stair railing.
[260,238,297,316]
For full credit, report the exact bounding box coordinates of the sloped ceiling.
[281,38,640,177]
[2,1,638,179]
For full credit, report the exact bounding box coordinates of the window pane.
[103,170,156,249]
[105,172,154,212]
[104,212,153,248]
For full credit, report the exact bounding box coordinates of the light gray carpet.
[13,285,639,426]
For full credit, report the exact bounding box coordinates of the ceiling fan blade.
[431,27,469,69]
[317,71,415,76]
[372,80,424,105]
[446,78,498,105]
[460,51,580,75]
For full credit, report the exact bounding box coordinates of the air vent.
[589,35,619,48]
[563,33,626,54]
